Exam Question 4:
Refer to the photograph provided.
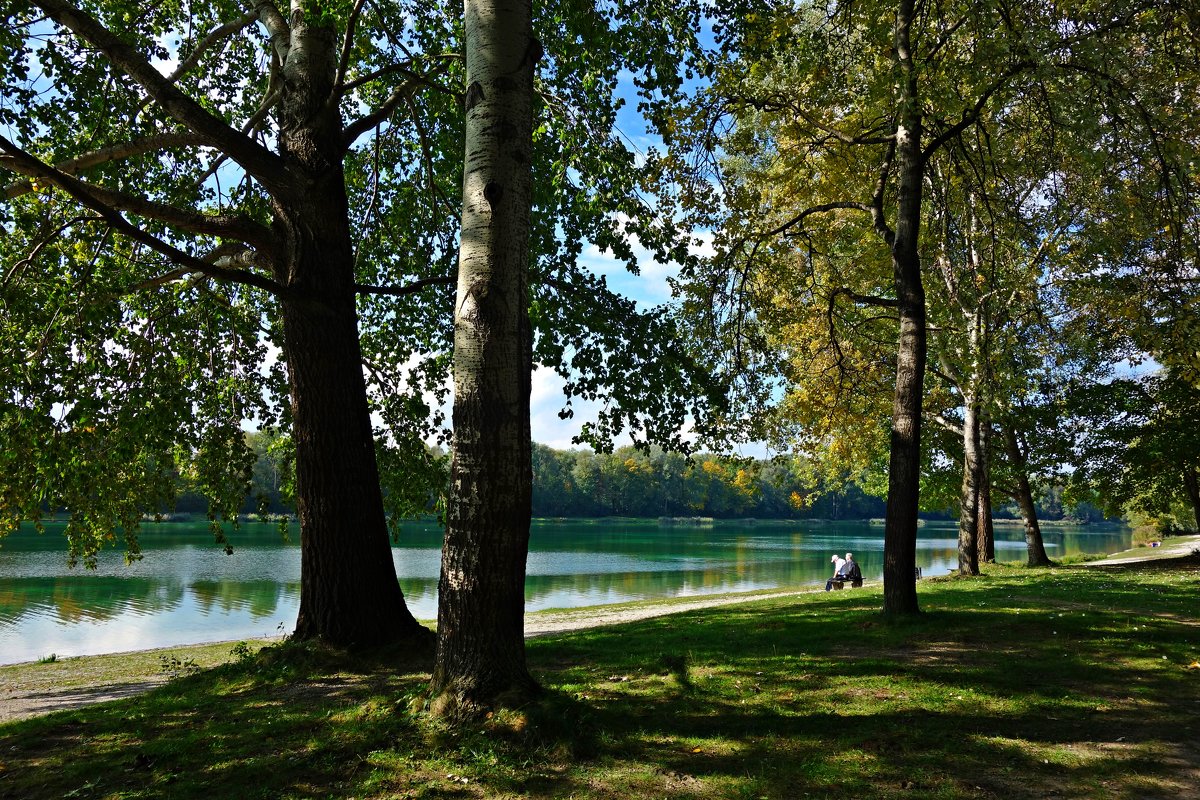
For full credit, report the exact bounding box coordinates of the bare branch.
[727,93,894,146]
[251,0,291,61]
[870,139,896,244]
[332,0,369,99]
[340,54,461,94]
[3,215,101,286]
[2,145,274,249]
[830,286,899,308]
[921,60,1035,163]
[927,412,965,437]
[764,202,873,238]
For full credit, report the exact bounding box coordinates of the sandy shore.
[4,535,1195,724]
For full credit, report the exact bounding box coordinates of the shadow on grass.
[1,568,1196,800]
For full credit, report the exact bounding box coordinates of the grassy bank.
[2,557,1197,799]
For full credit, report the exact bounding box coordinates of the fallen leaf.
[1186,662,1200,670]
[691,747,703,753]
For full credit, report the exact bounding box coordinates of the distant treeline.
[170,435,1105,523]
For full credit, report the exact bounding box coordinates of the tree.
[668,0,1058,613]
[2,0,721,649]
[1,0,442,646]
[429,0,539,715]
[667,0,1198,598]
[1068,373,1200,532]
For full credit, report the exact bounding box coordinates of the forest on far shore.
[170,434,1109,524]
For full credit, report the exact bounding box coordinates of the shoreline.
[3,534,1194,724]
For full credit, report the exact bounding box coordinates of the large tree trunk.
[1002,422,1052,566]
[431,0,539,716]
[882,0,925,616]
[278,15,427,646]
[1184,468,1200,532]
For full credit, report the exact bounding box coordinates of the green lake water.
[0,519,1128,664]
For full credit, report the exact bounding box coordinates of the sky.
[525,69,716,452]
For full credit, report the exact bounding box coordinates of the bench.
[829,577,863,590]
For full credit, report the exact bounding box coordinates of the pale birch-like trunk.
[957,311,982,576]
[431,0,540,715]
[882,0,925,616]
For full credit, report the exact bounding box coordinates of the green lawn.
[2,556,1197,799]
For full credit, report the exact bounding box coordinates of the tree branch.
[870,138,896,245]
[251,0,291,62]
[342,60,457,148]
[830,286,899,308]
[2,145,275,249]
[764,202,873,238]
[168,10,261,84]
[33,0,291,193]
[921,61,1035,163]
[356,274,454,297]
[927,412,964,437]
[3,132,208,199]
[0,134,288,297]
[332,0,369,100]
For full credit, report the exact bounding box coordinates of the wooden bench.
[830,577,863,590]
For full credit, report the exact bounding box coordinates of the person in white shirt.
[826,553,846,591]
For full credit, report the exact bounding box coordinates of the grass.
[1,556,1198,800]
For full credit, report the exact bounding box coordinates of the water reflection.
[0,520,1128,664]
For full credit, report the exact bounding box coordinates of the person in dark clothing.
[842,552,861,583]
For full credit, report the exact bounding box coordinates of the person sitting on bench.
[827,552,863,590]
[825,553,846,591]
[841,553,862,586]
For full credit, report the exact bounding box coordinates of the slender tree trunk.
[1184,468,1200,532]
[1002,422,1052,566]
[431,0,539,716]
[957,387,981,575]
[957,309,982,575]
[276,13,426,646]
[976,415,995,562]
[882,0,925,616]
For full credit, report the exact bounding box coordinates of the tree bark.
[882,0,924,616]
[957,311,981,575]
[957,387,981,575]
[1184,468,1200,532]
[278,11,427,646]
[976,415,995,562]
[431,0,540,716]
[1002,422,1053,566]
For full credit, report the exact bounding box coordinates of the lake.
[0,519,1129,664]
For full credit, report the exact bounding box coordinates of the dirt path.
[5,535,1194,724]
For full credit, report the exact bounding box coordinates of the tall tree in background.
[430,0,539,715]
[666,0,1197,604]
